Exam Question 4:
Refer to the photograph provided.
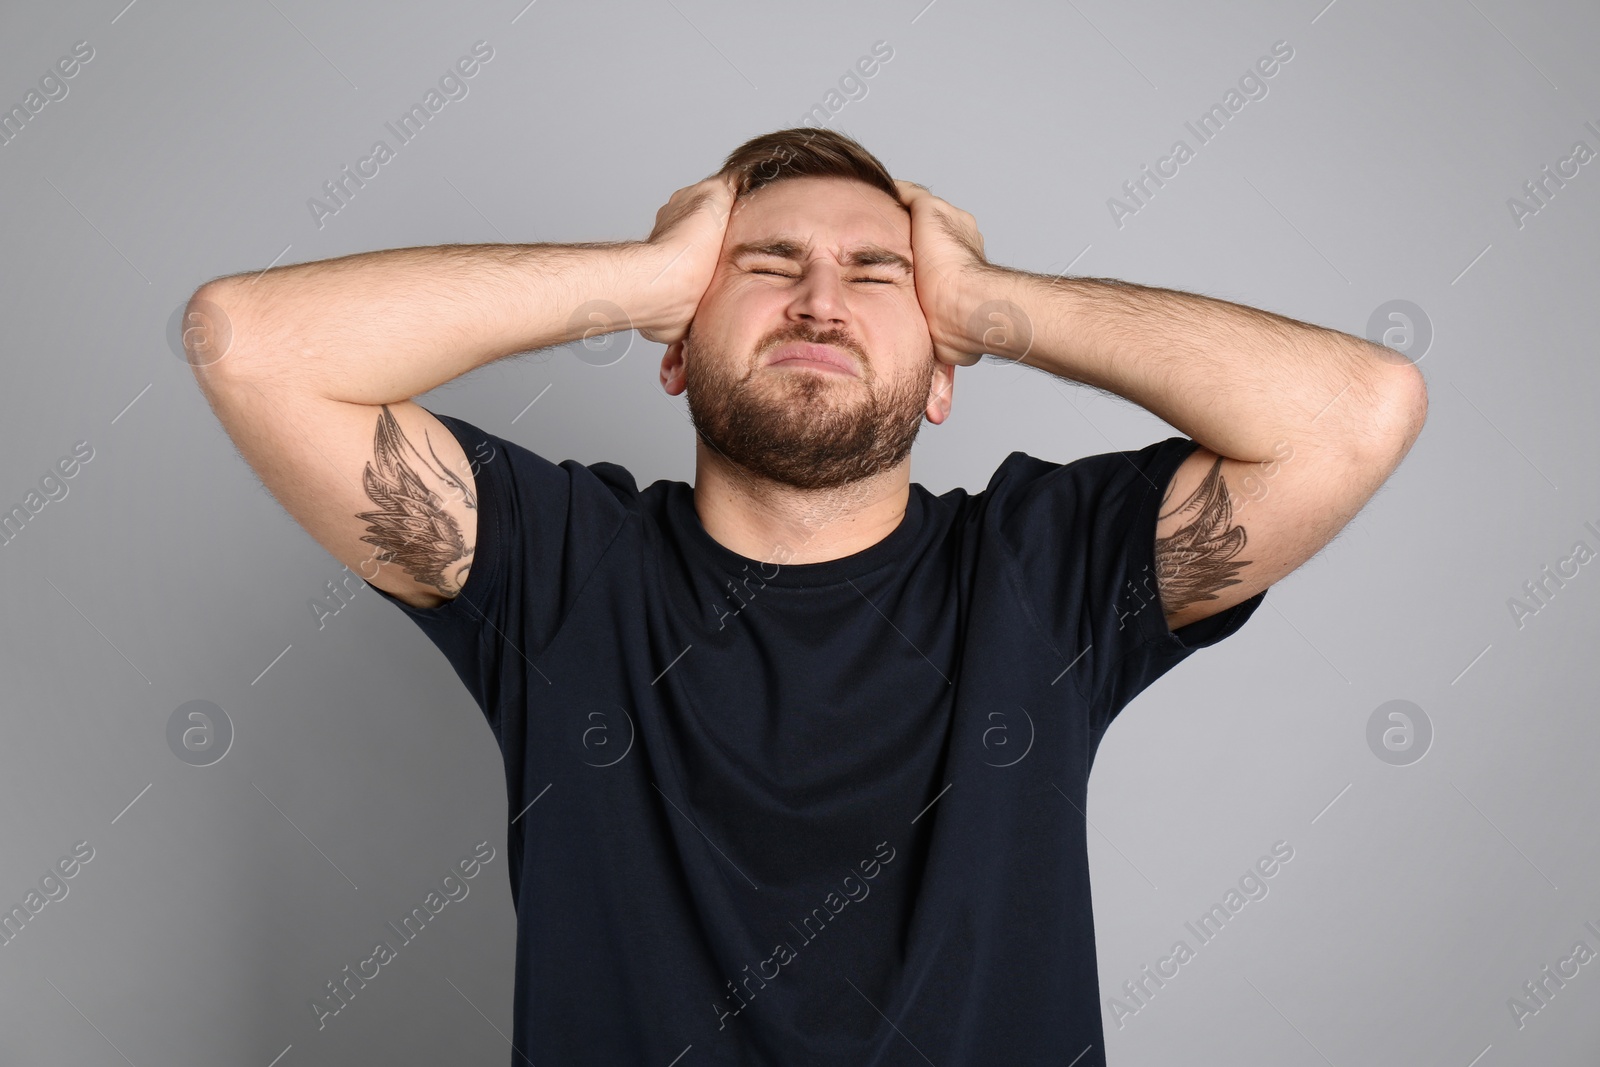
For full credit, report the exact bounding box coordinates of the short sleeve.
[363,408,634,739]
[991,437,1266,734]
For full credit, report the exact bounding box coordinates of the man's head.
[659,128,954,492]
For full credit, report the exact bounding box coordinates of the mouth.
[765,341,859,377]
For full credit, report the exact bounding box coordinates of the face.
[661,175,954,492]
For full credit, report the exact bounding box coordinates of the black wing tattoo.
[1154,455,1251,614]
[355,406,476,596]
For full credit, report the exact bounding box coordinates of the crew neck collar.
[668,481,925,588]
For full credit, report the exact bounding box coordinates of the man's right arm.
[184,173,737,610]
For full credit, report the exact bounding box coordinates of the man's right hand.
[637,172,739,345]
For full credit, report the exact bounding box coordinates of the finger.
[899,179,949,206]
[707,173,740,222]
[894,179,928,205]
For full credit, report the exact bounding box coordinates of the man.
[185,127,1426,1065]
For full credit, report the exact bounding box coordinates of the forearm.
[191,241,671,405]
[966,267,1424,463]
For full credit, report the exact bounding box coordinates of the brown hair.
[718,127,899,204]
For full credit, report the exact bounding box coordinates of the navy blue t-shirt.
[368,409,1265,1066]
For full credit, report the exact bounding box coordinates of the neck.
[690,443,911,565]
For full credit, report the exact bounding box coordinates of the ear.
[661,340,687,396]
[924,361,955,425]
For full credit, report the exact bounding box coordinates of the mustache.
[756,324,865,364]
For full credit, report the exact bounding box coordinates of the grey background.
[2,0,1597,1063]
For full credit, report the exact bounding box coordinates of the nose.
[786,262,850,329]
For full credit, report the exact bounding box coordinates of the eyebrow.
[728,238,912,273]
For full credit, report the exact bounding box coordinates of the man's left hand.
[895,179,991,367]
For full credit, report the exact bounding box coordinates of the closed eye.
[751,269,895,283]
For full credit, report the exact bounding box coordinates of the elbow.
[1365,361,1428,468]
[1392,363,1429,449]
[181,280,245,382]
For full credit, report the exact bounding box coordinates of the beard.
[681,320,936,492]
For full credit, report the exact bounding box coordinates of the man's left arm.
[897,182,1429,634]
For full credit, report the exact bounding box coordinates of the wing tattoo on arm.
[1154,454,1250,614]
[355,405,477,597]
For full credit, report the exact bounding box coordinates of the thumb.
[935,340,981,368]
